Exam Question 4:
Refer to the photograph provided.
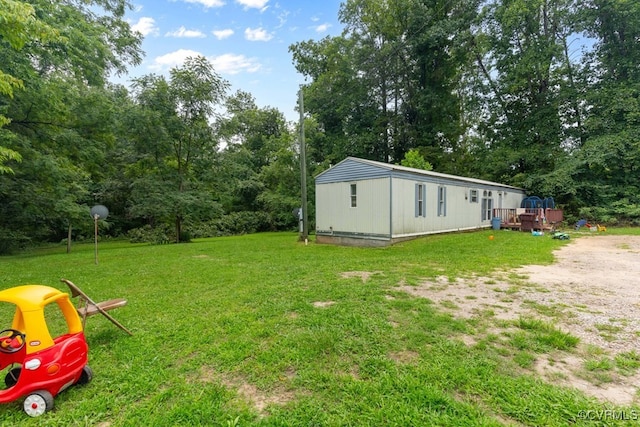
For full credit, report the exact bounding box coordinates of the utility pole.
[298,87,309,241]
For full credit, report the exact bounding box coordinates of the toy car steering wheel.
[0,329,26,354]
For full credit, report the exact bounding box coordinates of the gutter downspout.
[389,174,393,240]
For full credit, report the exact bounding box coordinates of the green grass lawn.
[0,229,638,426]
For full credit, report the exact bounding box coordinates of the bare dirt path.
[398,234,640,406]
[518,235,640,354]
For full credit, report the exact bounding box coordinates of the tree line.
[1,0,638,253]
[291,0,640,224]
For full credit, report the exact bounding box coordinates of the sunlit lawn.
[0,228,638,426]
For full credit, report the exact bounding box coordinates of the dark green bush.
[0,228,30,255]
[577,200,640,226]
[191,211,273,237]
[128,224,171,244]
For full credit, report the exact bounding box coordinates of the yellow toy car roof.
[0,285,83,354]
[0,285,64,311]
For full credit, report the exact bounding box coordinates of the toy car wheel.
[77,365,93,385]
[4,367,21,387]
[23,390,54,417]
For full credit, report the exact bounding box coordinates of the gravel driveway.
[398,234,640,405]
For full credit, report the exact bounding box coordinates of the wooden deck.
[493,208,563,232]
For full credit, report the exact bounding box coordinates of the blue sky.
[117,0,345,122]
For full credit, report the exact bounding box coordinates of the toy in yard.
[575,219,607,232]
[0,285,93,417]
[575,219,590,230]
[552,232,570,240]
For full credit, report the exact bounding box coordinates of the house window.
[469,189,478,203]
[438,186,447,216]
[482,193,493,221]
[415,184,426,217]
[350,183,357,208]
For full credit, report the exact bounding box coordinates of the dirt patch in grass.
[397,235,640,406]
[534,354,640,406]
[223,379,295,417]
[340,271,383,283]
[389,350,420,365]
[312,301,336,308]
[198,367,296,418]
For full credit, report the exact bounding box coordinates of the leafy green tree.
[128,56,229,242]
[401,0,481,171]
[557,0,640,222]
[400,148,433,170]
[220,91,289,169]
[466,0,577,187]
[0,0,142,252]
[0,0,60,173]
[217,91,298,229]
[290,36,363,165]
[291,0,477,170]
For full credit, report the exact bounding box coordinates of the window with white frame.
[437,186,447,216]
[350,183,357,208]
[415,183,426,217]
[469,189,478,203]
[481,190,493,220]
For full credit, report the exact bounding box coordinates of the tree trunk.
[67,223,72,253]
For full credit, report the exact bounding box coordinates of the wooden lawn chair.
[60,278,133,335]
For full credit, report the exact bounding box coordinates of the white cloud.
[182,0,225,8]
[148,50,260,76]
[244,27,272,42]
[210,53,261,75]
[166,26,206,38]
[213,29,234,40]
[275,10,289,29]
[149,49,202,72]
[131,17,158,37]
[236,0,268,11]
[314,23,331,33]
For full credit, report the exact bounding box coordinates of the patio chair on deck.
[60,278,133,335]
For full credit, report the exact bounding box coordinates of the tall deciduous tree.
[560,0,640,220]
[0,0,142,252]
[217,91,298,229]
[128,56,229,242]
[291,0,477,170]
[0,0,60,173]
[466,0,578,186]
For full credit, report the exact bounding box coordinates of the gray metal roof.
[316,157,524,191]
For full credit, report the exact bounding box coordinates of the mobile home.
[315,157,526,246]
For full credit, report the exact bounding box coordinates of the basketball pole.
[94,214,99,265]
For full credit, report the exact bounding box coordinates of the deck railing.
[492,208,519,225]
[492,208,563,230]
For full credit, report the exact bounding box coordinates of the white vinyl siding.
[315,157,528,243]
[316,178,390,236]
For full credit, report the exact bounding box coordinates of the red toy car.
[0,285,92,416]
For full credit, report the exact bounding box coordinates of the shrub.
[578,200,640,226]
[0,228,31,255]
[128,225,171,244]
[191,211,272,237]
